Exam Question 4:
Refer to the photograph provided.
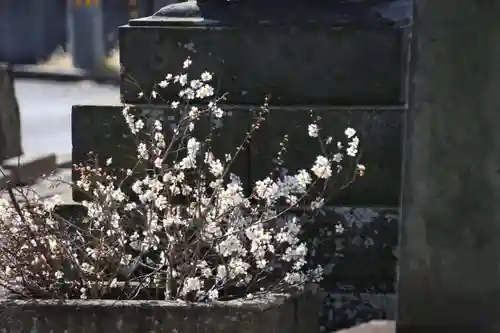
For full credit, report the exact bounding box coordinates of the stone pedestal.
[398,1,500,332]
[72,0,410,330]
[120,1,407,106]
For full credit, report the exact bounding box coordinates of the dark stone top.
[129,0,411,27]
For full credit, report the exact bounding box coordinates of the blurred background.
[0,0,180,199]
[0,0,177,66]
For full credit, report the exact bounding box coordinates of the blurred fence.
[0,0,177,65]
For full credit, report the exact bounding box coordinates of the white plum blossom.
[201,71,212,82]
[345,127,356,138]
[308,124,319,138]
[208,159,224,177]
[0,58,365,304]
[196,84,214,99]
[311,156,332,179]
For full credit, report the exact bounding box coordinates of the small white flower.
[190,79,203,90]
[179,74,188,86]
[332,153,343,163]
[345,127,356,138]
[311,156,332,179]
[135,119,145,131]
[106,157,112,166]
[201,71,212,82]
[357,164,366,176]
[171,101,180,109]
[80,288,87,300]
[308,124,319,138]
[311,197,325,210]
[346,146,358,157]
[207,289,219,301]
[158,80,168,88]
[196,84,214,99]
[154,120,163,131]
[189,106,200,119]
[187,138,201,156]
[154,157,163,169]
[209,159,224,177]
[183,58,192,69]
[212,107,224,118]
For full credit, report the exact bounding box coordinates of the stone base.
[0,293,318,333]
[71,105,403,205]
[119,24,405,106]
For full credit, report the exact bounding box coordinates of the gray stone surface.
[251,106,403,206]
[0,293,318,333]
[72,105,402,206]
[0,64,22,161]
[148,0,410,26]
[120,26,404,106]
[398,1,500,332]
[71,105,251,199]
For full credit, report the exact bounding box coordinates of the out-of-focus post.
[67,0,105,72]
[133,0,154,17]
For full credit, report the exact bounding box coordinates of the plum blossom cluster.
[0,58,364,302]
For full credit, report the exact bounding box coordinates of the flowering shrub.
[0,58,364,302]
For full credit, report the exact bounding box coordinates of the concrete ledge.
[11,65,119,85]
[0,293,318,333]
[2,153,57,186]
[335,321,395,333]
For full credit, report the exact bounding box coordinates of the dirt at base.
[37,47,120,74]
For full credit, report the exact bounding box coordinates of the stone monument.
[399,1,500,332]
[72,0,410,330]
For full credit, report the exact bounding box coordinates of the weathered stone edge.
[324,292,397,320]
[11,65,119,85]
[0,293,293,310]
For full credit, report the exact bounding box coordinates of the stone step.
[72,104,403,206]
[2,153,57,187]
[119,23,407,106]
[0,168,72,203]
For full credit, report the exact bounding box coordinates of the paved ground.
[0,168,72,203]
[8,78,120,203]
[38,48,120,74]
[15,79,120,157]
